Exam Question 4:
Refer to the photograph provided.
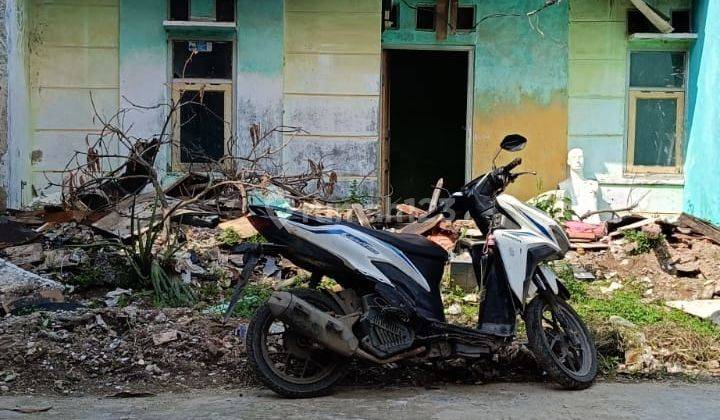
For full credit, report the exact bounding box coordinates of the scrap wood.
[217,216,258,239]
[164,172,211,198]
[395,204,427,218]
[399,214,443,235]
[428,178,444,212]
[1,243,44,266]
[677,213,720,244]
[351,204,372,228]
[606,217,658,239]
[0,217,40,249]
[629,0,674,33]
[92,193,216,240]
[570,242,610,250]
[76,138,160,210]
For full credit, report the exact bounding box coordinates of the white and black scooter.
[232,135,597,398]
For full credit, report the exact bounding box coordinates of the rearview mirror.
[500,134,527,152]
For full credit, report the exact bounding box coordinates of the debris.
[600,281,623,294]
[399,214,443,235]
[570,242,609,250]
[677,213,720,244]
[607,217,658,239]
[609,315,637,329]
[1,243,44,266]
[428,178,444,212]
[571,265,595,281]
[0,217,40,249]
[564,221,607,242]
[395,204,427,218]
[446,303,462,315]
[351,204,372,228]
[107,391,156,399]
[0,404,53,414]
[450,252,475,291]
[104,288,132,308]
[92,193,216,240]
[665,300,720,325]
[77,139,160,210]
[217,217,258,239]
[0,258,65,314]
[152,329,180,346]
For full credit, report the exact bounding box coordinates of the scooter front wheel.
[524,296,598,389]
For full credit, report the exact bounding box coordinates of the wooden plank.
[677,213,720,244]
[436,0,449,41]
[448,0,458,34]
[395,204,426,218]
[571,242,610,250]
[351,204,371,228]
[399,214,444,235]
[607,218,657,238]
[629,0,674,34]
[428,178,444,212]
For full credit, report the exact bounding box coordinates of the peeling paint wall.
[235,0,284,162]
[4,0,31,207]
[684,0,720,225]
[383,0,569,200]
[0,0,7,209]
[569,0,690,215]
[27,0,119,197]
[283,0,381,198]
[118,0,167,170]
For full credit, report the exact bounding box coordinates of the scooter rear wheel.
[524,296,597,389]
[246,288,348,398]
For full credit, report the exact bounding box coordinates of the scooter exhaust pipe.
[267,291,359,357]
[267,291,426,363]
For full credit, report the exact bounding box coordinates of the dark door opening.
[385,49,468,205]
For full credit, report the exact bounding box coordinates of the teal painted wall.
[382,0,569,199]
[117,1,286,171]
[236,0,284,161]
[119,0,167,140]
[684,0,720,225]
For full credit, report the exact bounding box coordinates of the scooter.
[234,134,597,398]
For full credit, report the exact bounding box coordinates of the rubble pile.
[0,306,251,395]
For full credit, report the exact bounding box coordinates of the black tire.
[524,296,598,390]
[246,288,348,398]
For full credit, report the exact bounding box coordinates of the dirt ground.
[1,381,719,419]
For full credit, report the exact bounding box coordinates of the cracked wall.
[0,0,7,210]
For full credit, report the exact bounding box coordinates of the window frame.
[171,81,233,172]
[415,4,436,32]
[455,5,476,32]
[625,50,687,175]
[626,90,685,174]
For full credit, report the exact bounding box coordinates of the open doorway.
[383,49,470,205]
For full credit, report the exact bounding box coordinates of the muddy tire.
[246,288,348,398]
[524,296,597,390]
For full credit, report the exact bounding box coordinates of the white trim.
[163,20,236,30]
[629,33,697,41]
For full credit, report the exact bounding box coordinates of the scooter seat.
[341,222,449,261]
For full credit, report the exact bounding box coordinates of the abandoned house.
[0,0,718,224]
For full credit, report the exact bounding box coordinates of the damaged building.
[0,0,718,224]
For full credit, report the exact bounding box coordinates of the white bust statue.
[559,148,600,223]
